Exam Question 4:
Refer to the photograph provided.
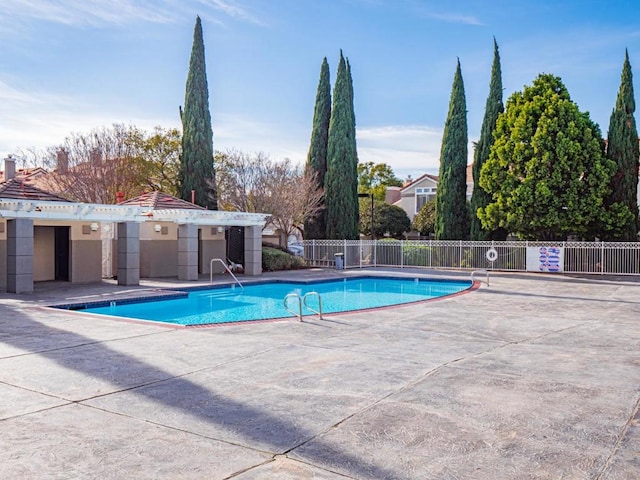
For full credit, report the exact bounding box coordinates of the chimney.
[56,148,69,173]
[4,155,16,181]
[385,186,402,204]
[116,191,125,203]
[89,148,102,166]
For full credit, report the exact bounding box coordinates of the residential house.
[388,165,474,223]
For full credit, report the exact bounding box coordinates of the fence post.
[344,239,348,268]
[374,239,377,267]
[311,239,315,265]
[600,242,605,274]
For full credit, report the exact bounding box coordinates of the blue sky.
[1,0,639,180]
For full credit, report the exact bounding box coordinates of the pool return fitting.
[283,292,323,321]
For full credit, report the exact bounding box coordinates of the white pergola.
[1,199,269,293]
[0,199,269,227]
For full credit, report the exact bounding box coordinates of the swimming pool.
[74,277,473,326]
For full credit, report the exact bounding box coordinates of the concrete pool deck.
[0,268,638,479]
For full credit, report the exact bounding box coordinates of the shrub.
[262,247,306,272]
[262,241,289,253]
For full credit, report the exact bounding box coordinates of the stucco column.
[244,225,262,276]
[7,219,33,293]
[178,224,198,281]
[117,222,140,286]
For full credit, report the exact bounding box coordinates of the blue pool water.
[81,277,472,326]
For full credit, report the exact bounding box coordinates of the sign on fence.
[526,246,564,273]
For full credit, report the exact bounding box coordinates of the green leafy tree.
[435,59,470,240]
[479,74,633,241]
[304,58,331,239]
[325,51,359,239]
[470,39,506,241]
[359,200,410,239]
[357,161,403,200]
[130,126,182,196]
[604,49,639,241]
[412,199,436,237]
[179,16,217,209]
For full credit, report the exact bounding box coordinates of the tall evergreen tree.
[179,16,217,209]
[303,58,331,239]
[325,51,359,239]
[346,58,360,226]
[435,59,469,240]
[470,39,505,240]
[605,49,639,240]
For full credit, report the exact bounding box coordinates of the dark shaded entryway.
[226,226,245,266]
[54,226,70,281]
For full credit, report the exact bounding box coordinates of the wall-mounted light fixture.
[154,224,162,232]
[217,226,224,233]
[90,222,99,231]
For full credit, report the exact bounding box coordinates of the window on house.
[415,187,437,213]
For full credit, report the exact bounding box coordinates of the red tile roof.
[0,167,49,183]
[118,191,206,210]
[0,179,71,202]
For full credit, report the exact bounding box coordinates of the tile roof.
[118,191,206,210]
[0,167,49,183]
[0,179,71,202]
[400,173,439,192]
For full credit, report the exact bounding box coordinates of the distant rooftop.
[0,178,71,202]
[119,191,206,210]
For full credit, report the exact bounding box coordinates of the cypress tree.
[179,16,217,209]
[435,59,469,240]
[605,49,639,240]
[470,39,505,240]
[304,58,331,239]
[346,58,360,227]
[325,51,359,239]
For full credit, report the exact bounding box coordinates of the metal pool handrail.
[210,258,244,291]
[283,293,303,321]
[302,291,323,319]
[471,269,489,286]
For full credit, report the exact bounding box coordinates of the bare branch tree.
[213,150,324,242]
[17,124,181,204]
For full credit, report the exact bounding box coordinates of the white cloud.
[214,113,309,163]
[0,80,176,156]
[0,0,263,30]
[198,0,266,26]
[425,12,485,26]
[0,87,470,184]
[356,125,443,178]
[0,0,174,27]
[216,121,447,180]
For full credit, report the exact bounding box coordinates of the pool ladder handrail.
[302,291,323,320]
[471,269,490,286]
[210,258,244,292]
[283,291,323,321]
[283,293,303,321]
